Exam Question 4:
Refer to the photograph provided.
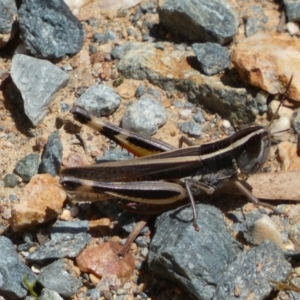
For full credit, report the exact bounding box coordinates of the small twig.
[118,216,151,257]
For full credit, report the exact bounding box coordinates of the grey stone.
[74,84,121,117]
[11,54,69,126]
[39,131,63,177]
[0,0,17,34]
[93,32,106,43]
[95,148,133,163]
[111,42,138,60]
[15,153,39,182]
[0,0,17,48]
[255,90,268,113]
[117,42,258,126]
[0,236,36,299]
[140,2,156,14]
[158,0,238,44]
[178,121,201,137]
[148,204,242,300]
[50,220,89,241]
[18,0,84,59]
[193,110,205,123]
[135,84,146,97]
[122,95,167,135]
[3,173,18,188]
[38,259,82,297]
[192,42,230,76]
[26,232,91,263]
[284,0,300,22]
[214,241,291,299]
[39,288,63,300]
[243,6,267,37]
[85,288,101,300]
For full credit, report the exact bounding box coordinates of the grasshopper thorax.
[231,125,271,175]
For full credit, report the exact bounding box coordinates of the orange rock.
[231,32,300,101]
[9,174,66,231]
[278,141,300,171]
[76,241,135,285]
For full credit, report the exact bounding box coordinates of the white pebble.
[269,116,291,136]
[287,21,300,35]
[251,215,283,248]
[179,109,192,120]
[222,119,231,129]
[268,100,293,119]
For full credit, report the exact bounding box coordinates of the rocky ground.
[2,0,300,299]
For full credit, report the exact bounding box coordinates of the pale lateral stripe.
[199,128,267,161]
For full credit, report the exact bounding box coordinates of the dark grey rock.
[39,288,63,300]
[158,0,238,44]
[127,27,135,36]
[18,0,84,59]
[140,2,156,14]
[192,42,230,76]
[135,84,146,97]
[50,220,89,241]
[111,42,137,60]
[117,211,149,234]
[38,259,82,297]
[60,102,70,112]
[15,153,39,182]
[284,0,300,22]
[193,110,205,123]
[0,236,36,299]
[173,99,185,108]
[85,288,101,300]
[17,242,37,252]
[11,54,69,126]
[214,241,291,299]
[147,87,161,99]
[243,5,267,37]
[74,84,121,117]
[148,204,242,300]
[95,148,133,163]
[184,101,194,108]
[117,42,258,126]
[105,30,117,41]
[122,95,167,135]
[3,173,18,188]
[26,232,91,263]
[135,236,148,248]
[8,193,17,201]
[0,0,17,34]
[291,108,300,135]
[93,32,106,43]
[95,199,124,220]
[178,121,201,137]
[39,131,63,176]
[255,90,268,113]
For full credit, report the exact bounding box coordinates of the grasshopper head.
[232,125,271,175]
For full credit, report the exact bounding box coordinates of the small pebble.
[179,109,192,120]
[222,119,231,129]
[251,215,283,248]
[269,116,291,136]
[3,173,18,188]
[287,21,299,35]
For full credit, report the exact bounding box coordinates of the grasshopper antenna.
[267,75,294,129]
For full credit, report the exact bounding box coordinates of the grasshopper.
[60,96,284,231]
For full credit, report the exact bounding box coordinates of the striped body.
[60,107,271,209]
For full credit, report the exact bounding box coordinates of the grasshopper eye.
[232,127,270,174]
